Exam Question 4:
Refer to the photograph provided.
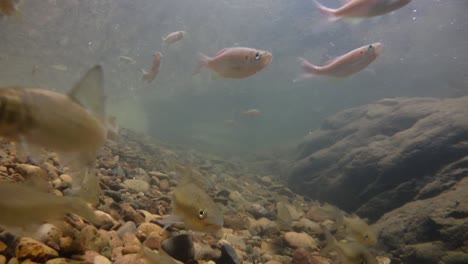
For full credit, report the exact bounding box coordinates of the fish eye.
[198,209,207,219]
[368,45,373,50]
[255,52,261,60]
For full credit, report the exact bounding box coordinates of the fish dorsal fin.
[215,48,229,57]
[68,65,105,121]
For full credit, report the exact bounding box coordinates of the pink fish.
[162,31,186,46]
[142,52,163,83]
[314,0,412,21]
[297,43,382,80]
[193,47,273,79]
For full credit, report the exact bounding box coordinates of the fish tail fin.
[320,224,337,256]
[142,69,149,80]
[313,0,339,22]
[161,37,168,49]
[192,53,211,76]
[293,57,319,82]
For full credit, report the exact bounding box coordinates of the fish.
[0,65,108,203]
[0,0,20,16]
[321,225,377,264]
[0,181,97,229]
[313,203,377,246]
[339,214,377,246]
[0,65,107,158]
[314,0,412,21]
[118,56,136,64]
[242,108,261,117]
[142,52,163,83]
[296,43,382,80]
[162,31,186,46]
[160,167,223,234]
[193,47,273,79]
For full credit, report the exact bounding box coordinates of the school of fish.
[0,1,417,263]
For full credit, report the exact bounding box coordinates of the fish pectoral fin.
[15,137,47,164]
[68,65,106,121]
[158,214,184,230]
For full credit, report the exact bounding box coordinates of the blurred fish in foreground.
[0,65,107,161]
[0,0,20,16]
[142,52,163,83]
[160,164,223,234]
[314,0,412,21]
[162,31,186,47]
[0,65,109,203]
[320,225,377,264]
[313,203,377,246]
[193,47,273,79]
[0,181,97,231]
[296,43,382,81]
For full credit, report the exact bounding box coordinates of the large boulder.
[373,177,468,263]
[288,97,468,221]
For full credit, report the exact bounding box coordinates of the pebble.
[136,223,165,240]
[34,223,62,251]
[143,233,164,250]
[78,226,109,255]
[116,221,137,238]
[45,257,82,264]
[283,232,318,250]
[120,203,145,224]
[223,213,250,230]
[158,178,171,191]
[94,255,112,264]
[15,164,48,181]
[123,179,150,193]
[93,210,116,228]
[247,203,270,219]
[218,240,241,264]
[161,234,195,263]
[103,190,122,202]
[224,235,246,251]
[0,241,7,252]
[15,237,59,263]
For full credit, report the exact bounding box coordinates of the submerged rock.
[16,237,59,263]
[161,234,195,263]
[289,97,468,221]
[374,177,468,261]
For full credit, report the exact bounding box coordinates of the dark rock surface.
[373,177,468,262]
[288,96,468,221]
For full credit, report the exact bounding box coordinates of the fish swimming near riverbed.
[321,224,377,264]
[0,181,97,230]
[0,65,109,203]
[160,164,223,234]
